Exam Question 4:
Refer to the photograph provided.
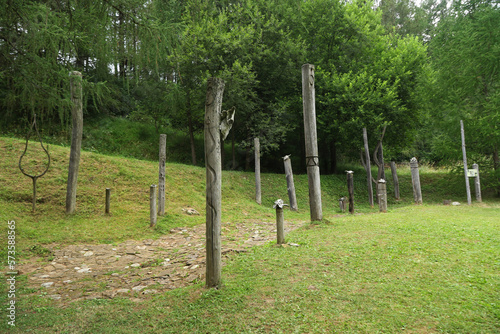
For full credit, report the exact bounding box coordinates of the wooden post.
[66,71,83,214]
[150,185,157,227]
[254,137,261,205]
[377,179,387,213]
[205,77,226,289]
[472,163,482,202]
[347,171,354,214]
[158,134,167,215]
[302,64,322,221]
[410,157,422,204]
[461,120,472,205]
[283,155,298,211]
[390,161,400,200]
[339,197,346,213]
[105,188,111,214]
[362,128,374,207]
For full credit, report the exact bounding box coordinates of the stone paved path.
[19,219,305,304]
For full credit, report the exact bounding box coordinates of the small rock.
[116,289,130,294]
[190,264,199,270]
[83,251,94,257]
[130,263,141,268]
[136,245,147,250]
[132,285,147,292]
[48,294,61,300]
[452,202,461,206]
[41,282,54,288]
[63,280,72,284]
[288,243,300,247]
[77,268,91,273]
[111,273,120,277]
[142,289,158,295]
[39,274,50,279]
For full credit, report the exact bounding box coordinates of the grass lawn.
[0,137,499,333]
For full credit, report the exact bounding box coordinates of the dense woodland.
[0,0,499,189]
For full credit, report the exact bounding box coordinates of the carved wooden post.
[158,134,167,215]
[205,78,235,289]
[377,179,387,213]
[254,137,261,205]
[410,157,422,204]
[390,161,400,200]
[346,171,354,214]
[472,163,482,202]
[66,71,83,214]
[274,199,287,245]
[105,188,111,214]
[461,120,472,205]
[150,185,157,227]
[283,155,298,211]
[339,197,346,213]
[362,128,374,207]
[302,64,322,221]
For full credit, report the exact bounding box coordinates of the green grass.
[1,136,499,333]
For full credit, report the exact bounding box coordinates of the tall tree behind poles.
[461,120,472,205]
[66,72,83,215]
[361,128,374,207]
[204,77,228,289]
[302,64,322,221]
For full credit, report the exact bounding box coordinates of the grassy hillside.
[1,137,499,333]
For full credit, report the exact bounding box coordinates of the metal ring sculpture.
[19,114,51,211]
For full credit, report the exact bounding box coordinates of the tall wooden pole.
[347,171,354,214]
[410,157,423,204]
[205,77,225,288]
[158,134,167,215]
[377,179,387,213]
[283,155,298,211]
[254,137,261,205]
[472,163,482,202]
[390,161,400,200]
[105,188,111,214]
[150,185,157,227]
[66,71,83,214]
[362,128,374,207]
[461,120,472,205]
[302,64,322,221]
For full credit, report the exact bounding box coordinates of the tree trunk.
[186,94,197,166]
[494,148,500,196]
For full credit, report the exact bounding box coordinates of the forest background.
[1,0,499,194]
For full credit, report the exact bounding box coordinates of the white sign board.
[467,169,478,177]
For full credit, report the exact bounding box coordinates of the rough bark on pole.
[377,179,387,213]
[347,171,354,214]
[204,77,233,289]
[274,199,287,245]
[158,134,167,215]
[105,188,111,214]
[302,64,322,221]
[461,120,472,205]
[390,161,400,200]
[362,128,374,207]
[472,163,482,202]
[150,185,157,227]
[410,157,423,204]
[254,137,261,205]
[283,155,298,211]
[66,71,83,214]
[373,125,387,181]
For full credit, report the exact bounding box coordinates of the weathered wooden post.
[472,163,482,202]
[390,161,400,200]
[377,179,387,213]
[254,137,261,205]
[362,128,374,207]
[158,134,167,215]
[346,171,354,214]
[274,199,288,245]
[66,71,83,214]
[105,188,111,214]
[150,185,157,227]
[339,197,346,213]
[410,157,422,204]
[283,155,298,211]
[149,184,158,227]
[204,78,235,289]
[302,64,322,221]
[460,120,472,205]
